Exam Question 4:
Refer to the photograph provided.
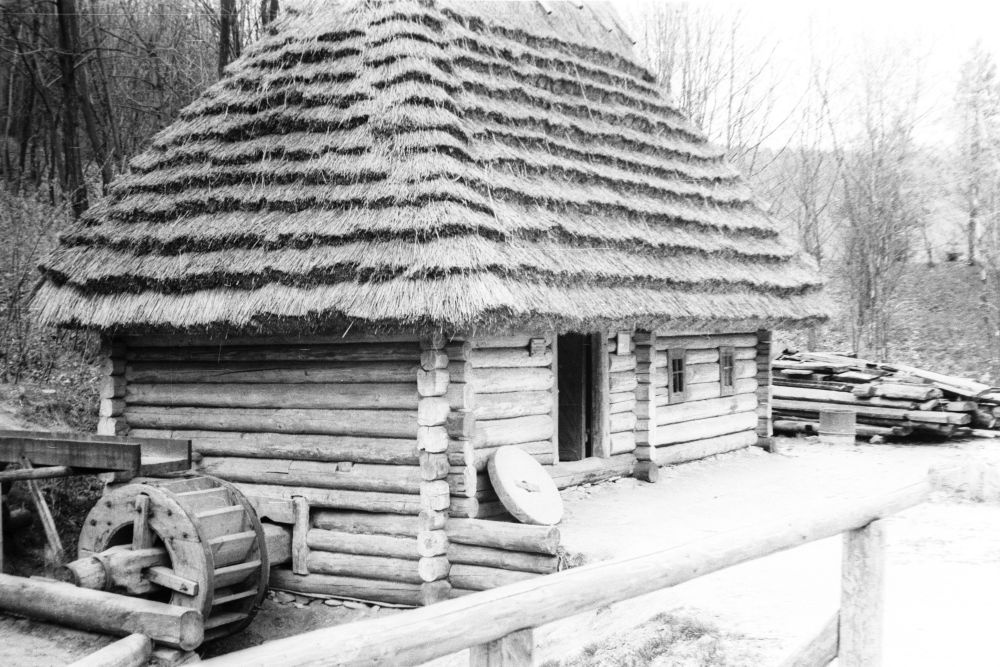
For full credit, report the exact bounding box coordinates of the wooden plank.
[199,474,929,667]
[268,569,424,607]
[68,633,152,667]
[311,511,423,537]
[473,392,553,420]
[292,497,310,576]
[468,335,551,349]
[840,520,885,667]
[232,483,424,515]
[126,383,419,410]
[130,429,419,466]
[469,628,534,667]
[469,368,554,394]
[125,334,422,348]
[546,455,635,490]
[124,407,418,438]
[126,360,419,385]
[462,349,553,369]
[651,393,757,426]
[591,335,611,458]
[0,432,140,472]
[773,399,970,425]
[654,333,757,350]
[126,343,420,363]
[652,411,758,447]
[640,430,758,466]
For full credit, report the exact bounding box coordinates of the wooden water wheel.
[63,475,268,643]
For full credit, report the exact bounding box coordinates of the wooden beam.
[0,432,139,473]
[0,574,202,650]
[550,335,559,464]
[292,496,310,576]
[199,476,928,667]
[470,628,534,666]
[68,633,152,667]
[21,460,63,561]
[0,466,75,482]
[591,334,611,458]
[839,520,885,667]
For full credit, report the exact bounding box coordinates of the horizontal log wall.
[122,333,452,606]
[446,334,555,521]
[607,331,638,455]
[638,332,760,466]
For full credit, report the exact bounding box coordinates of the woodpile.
[773,351,1000,442]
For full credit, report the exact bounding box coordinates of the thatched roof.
[35,0,827,335]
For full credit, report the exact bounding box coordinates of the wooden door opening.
[557,333,594,461]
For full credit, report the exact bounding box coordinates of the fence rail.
[202,474,930,667]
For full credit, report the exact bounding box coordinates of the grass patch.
[542,612,757,667]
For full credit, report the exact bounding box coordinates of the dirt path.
[3,435,997,665]
[538,436,1000,666]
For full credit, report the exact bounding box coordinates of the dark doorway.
[557,333,593,461]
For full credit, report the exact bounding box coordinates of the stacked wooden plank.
[772,351,1000,441]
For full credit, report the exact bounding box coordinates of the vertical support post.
[21,459,63,563]
[839,519,885,666]
[549,335,559,464]
[469,628,534,667]
[131,494,154,550]
[590,333,611,459]
[0,487,5,573]
[291,496,310,575]
[419,332,452,605]
[633,331,656,464]
[98,337,128,437]
[755,329,773,452]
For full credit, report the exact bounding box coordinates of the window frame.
[719,345,736,395]
[667,348,687,404]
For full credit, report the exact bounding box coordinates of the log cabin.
[33,0,827,605]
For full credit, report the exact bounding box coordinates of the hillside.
[779,262,995,381]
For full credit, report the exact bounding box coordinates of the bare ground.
[2,435,999,665]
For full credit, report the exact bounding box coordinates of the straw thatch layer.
[36,0,828,334]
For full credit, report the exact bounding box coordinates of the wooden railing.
[202,475,930,667]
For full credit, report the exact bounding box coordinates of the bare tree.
[834,42,928,358]
[956,42,1000,267]
[636,3,793,181]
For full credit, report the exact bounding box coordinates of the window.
[720,346,735,395]
[667,348,686,403]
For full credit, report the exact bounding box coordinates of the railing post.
[469,628,533,666]
[839,519,885,666]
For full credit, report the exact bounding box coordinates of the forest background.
[2,0,1000,432]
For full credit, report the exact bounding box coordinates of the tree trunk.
[219,0,238,78]
[261,0,279,26]
[55,0,88,217]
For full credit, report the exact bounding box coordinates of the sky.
[611,0,1000,148]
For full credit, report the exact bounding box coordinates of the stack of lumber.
[773,351,1000,441]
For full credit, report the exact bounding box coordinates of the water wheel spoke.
[145,566,200,596]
